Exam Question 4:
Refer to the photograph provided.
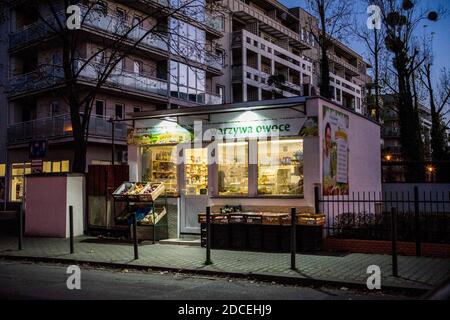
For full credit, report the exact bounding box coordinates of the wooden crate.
[261,213,287,225]
[138,183,165,202]
[112,182,135,200]
[297,213,326,226]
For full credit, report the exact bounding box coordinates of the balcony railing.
[205,51,223,71]
[7,114,127,144]
[75,59,169,97]
[8,65,64,96]
[328,53,359,76]
[204,91,223,105]
[9,5,168,52]
[205,13,224,32]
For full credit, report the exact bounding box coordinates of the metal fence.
[319,187,450,244]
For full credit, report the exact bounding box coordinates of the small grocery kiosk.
[124,96,382,245]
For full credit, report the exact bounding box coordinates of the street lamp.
[385,154,393,161]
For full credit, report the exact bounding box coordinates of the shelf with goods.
[217,163,248,195]
[112,181,168,242]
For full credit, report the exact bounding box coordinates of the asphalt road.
[0,260,409,300]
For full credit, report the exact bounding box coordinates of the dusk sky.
[279,0,450,85]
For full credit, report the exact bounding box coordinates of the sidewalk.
[0,236,449,293]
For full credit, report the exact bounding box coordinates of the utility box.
[24,174,85,238]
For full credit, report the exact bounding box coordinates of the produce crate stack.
[112,182,168,242]
[198,208,326,253]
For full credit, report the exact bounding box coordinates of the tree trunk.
[394,50,425,180]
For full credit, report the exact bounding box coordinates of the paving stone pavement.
[0,236,449,291]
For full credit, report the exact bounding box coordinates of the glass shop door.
[180,148,208,234]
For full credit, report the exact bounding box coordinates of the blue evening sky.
[279,0,450,81]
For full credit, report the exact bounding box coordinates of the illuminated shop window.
[141,146,178,196]
[185,148,208,195]
[218,142,248,196]
[258,140,304,196]
[0,164,5,177]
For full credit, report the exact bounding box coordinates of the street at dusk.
[0,0,449,311]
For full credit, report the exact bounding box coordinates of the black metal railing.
[319,187,450,244]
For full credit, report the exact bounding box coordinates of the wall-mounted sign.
[322,106,349,196]
[128,124,192,145]
[203,116,317,140]
[29,140,47,159]
[31,160,43,174]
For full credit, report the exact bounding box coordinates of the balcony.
[228,0,310,50]
[204,91,223,105]
[8,65,64,97]
[9,5,168,52]
[76,59,169,98]
[205,13,224,33]
[7,114,127,145]
[205,51,223,71]
[328,53,359,76]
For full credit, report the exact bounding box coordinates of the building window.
[258,140,304,196]
[336,88,341,101]
[133,106,142,113]
[115,104,124,119]
[169,60,205,104]
[94,1,108,16]
[43,160,70,173]
[216,85,225,103]
[116,7,126,21]
[95,100,105,117]
[141,146,178,196]
[10,163,31,202]
[268,47,272,53]
[133,60,142,74]
[170,18,205,63]
[218,142,248,196]
[0,164,5,177]
[51,100,60,117]
[0,164,5,202]
[132,16,143,28]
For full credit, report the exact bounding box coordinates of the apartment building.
[1,0,226,202]
[0,0,371,203]
[380,94,432,162]
[219,0,371,113]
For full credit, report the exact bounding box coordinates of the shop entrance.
[180,148,208,234]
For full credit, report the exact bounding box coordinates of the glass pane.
[169,60,178,84]
[218,142,248,195]
[61,160,70,172]
[0,164,5,177]
[11,176,24,202]
[258,140,304,196]
[196,69,205,92]
[185,148,208,195]
[43,161,52,173]
[141,146,178,196]
[188,67,196,89]
[52,161,61,173]
[178,63,187,86]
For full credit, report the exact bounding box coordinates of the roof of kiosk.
[125,96,307,121]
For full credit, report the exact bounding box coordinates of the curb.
[0,254,429,297]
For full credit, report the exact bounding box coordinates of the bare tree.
[4,0,226,173]
[306,0,353,100]
[373,0,442,179]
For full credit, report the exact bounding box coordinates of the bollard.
[205,206,212,265]
[290,208,296,270]
[413,186,421,257]
[69,206,74,254]
[18,203,23,251]
[314,185,320,214]
[391,207,398,277]
[133,212,139,260]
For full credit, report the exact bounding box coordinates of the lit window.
[218,142,248,196]
[258,140,304,196]
[43,161,52,173]
[52,162,61,173]
[61,161,70,173]
[0,164,5,177]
